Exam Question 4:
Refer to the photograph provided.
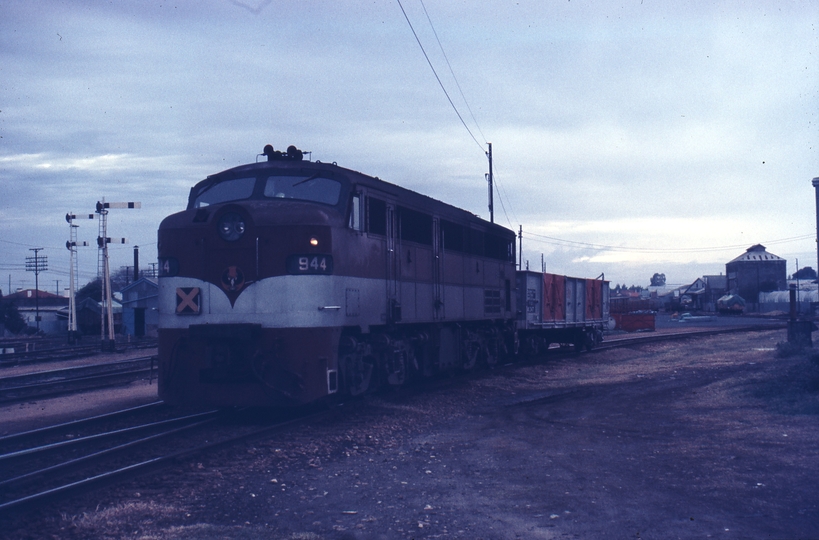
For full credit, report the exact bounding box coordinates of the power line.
[395,0,484,152]
[523,232,815,255]
[397,0,521,231]
[418,0,487,145]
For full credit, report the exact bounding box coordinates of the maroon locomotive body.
[157,146,520,407]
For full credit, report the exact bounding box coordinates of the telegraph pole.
[485,142,494,224]
[25,248,47,332]
[813,177,819,283]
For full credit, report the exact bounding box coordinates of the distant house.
[76,297,123,337]
[680,278,706,311]
[120,277,158,337]
[726,244,787,310]
[3,289,69,334]
[681,275,728,312]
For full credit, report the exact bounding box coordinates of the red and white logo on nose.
[221,266,245,292]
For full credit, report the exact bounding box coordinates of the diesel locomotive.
[157,145,608,407]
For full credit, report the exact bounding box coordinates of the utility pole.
[485,142,494,224]
[813,177,819,284]
[518,226,523,271]
[25,248,47,332]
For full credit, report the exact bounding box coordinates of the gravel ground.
[4,329,819,539]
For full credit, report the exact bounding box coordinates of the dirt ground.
[5,329,819,539]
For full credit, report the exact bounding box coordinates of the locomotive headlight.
[309,237,319,246]
[217,212,246,242]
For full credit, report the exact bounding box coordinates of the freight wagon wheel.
[582,330,598,352]
[572,338,585,353]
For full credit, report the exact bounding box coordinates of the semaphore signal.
[65,212,94,343]
[95,199,140,351]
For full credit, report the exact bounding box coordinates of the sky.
[1,0,817,295]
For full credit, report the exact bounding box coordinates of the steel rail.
[0,406,335,514]
[0,401,164,446]
[0,357,158,403]
[0,415,222,491]
[596,323,786,351]
[0,409,220,462]
[0,339,157,366]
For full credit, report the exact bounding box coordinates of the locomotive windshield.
[191,176,256,208]
[189,173,343,209]
[263,175,341,205]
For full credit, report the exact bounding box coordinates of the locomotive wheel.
[341,353,374,396]
[386,349,407,386]
[463,340,480,370]
[483,339,499,366]
[525,336,539,356]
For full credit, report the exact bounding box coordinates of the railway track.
[596,321,786,351]
[0,338,157,367]
[0,323,786,516]
[0,356,158,403]
[0,401,335,514]
[0,402,222,513]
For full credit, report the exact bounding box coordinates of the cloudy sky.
[1,0,817,295]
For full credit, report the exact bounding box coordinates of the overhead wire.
[395,0,484,153]
[399,0,519,229]
[523,231,816,255]
[418,0,487,146]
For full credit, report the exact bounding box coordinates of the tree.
[0,292,27,334]
[650,273,666,287]
[76,278,102,303]
[793,267,817,280]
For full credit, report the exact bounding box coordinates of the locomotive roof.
[201,153,515,239]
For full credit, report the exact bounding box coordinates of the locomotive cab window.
[191,176,256,208]
[263,175,342,205]
[368,197,387,235]
[348,192,362,231]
